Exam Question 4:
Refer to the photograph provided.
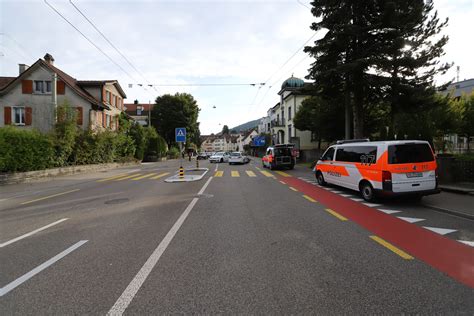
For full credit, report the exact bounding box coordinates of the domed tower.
[280,75,305,90]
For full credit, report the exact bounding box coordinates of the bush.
[115,133,136,160]
[143,127,168,161]
[0,127,55,172]
[51,101,78,167]
[167,146,180,159]
[129,123,146,160]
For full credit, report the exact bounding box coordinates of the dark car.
[262,144,295,170]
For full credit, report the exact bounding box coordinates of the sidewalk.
[439,182,474,195]
[422,191,474,220]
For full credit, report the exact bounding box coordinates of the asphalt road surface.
[1,158,473,314]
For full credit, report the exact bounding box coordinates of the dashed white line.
[0,218,69,248]
[0,240,88,297]
[362,203,382,208]
[107,176,213,315]
[350,198,365,202]
[458,240,474,247]
[423,226,457,235]
[378,209,402,214]
[397,216,425,223]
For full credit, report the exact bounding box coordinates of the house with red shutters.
[0,53,126,133]
[124,100,155,126]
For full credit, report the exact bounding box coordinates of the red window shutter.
[102,112,106,127]
[4,106,12,125]
[102,88,107,102]
[76,107,83,125]
[25,107,33,125]
[57,80,65,95]
[22,80,33,94]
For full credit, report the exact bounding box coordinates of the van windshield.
[388,143,434,164]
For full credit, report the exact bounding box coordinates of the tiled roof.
[124,103,154,112]
[0,77,15,89]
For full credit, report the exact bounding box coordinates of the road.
[1,158,473,314]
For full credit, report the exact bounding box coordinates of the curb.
[439,186,474,195]
[422,203,474,221]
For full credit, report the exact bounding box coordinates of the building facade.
[124,101,154,126]
[0,54,126,133]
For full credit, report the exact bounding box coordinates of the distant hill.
[230,118,261,133]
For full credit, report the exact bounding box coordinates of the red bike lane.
[281,176,474,289]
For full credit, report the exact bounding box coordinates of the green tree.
[293,96,345,148]
[222,125,229,134]
[129,123,146,160]
[51,100,78,166]
[151,93,201,147]
[373,0,451,137]
[454,94,474,152]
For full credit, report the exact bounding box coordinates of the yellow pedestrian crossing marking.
[275,171,291,177]
[231,171,240,177]
[97,173,131,182]
[215,171,223,177]
[113,173,142,181]
[131,173,157,180]
[246,171,256,177]
[151,172,170,180]
[260,170,275,178]
[303,195,317,203]
[325,208,347,221]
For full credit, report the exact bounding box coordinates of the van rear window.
[274,148,291,156]
[388,143,434,164]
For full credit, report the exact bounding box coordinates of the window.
[288,124,292,138]
[288,106,292,120]
[112,95,116,107]
[33,80,52,93]
[106,114,111,128]
[106,91,111,104]
[137,107,142,115]
[321,147,335,161]
[335,146,377,163]
[13,107,25,125]
[388,143,434,164]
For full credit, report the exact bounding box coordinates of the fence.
[436,157,474,184]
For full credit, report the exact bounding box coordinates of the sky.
[1,0,473,135]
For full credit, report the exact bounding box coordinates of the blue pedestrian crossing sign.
[175,127,186,142]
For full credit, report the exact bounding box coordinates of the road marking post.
[0,240,88,297]
[0,218,69,248]
[370,236,414,260]
[20,189,80,205]
[325,208,348,221]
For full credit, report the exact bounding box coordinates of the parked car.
[197,152,208,160]
[209,152,230,163]
[314,139,440,202]
[229,152,246,165]
[262,144,296,170]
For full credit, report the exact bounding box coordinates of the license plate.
[406,172,422,178]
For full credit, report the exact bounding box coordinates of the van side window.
[335,146,377,163]
[321,147,335,161]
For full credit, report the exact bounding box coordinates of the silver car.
[209,152,229,163]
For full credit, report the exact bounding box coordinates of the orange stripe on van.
[318,164,350,176]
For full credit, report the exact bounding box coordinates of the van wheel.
[316,171,326,186]
[360,181,375,202]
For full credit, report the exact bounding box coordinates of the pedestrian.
[181,151,185,159]
[188,151,192,161]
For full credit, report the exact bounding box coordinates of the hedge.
[0,127,55,172]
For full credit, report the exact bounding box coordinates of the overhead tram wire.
[43,0,154,98]
[136,82,265,87]
[68,0,159,94]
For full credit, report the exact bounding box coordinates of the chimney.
[44,53,55,65]
[134,99,139,104]
[19,64,29,75]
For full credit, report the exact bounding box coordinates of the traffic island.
[165,167,209,183]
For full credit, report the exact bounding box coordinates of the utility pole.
[148,100,151,127]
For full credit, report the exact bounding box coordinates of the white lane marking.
[0,240,88,297]
[0,218,69,248]
[378,209,401,214]
[198,176,213,195]
[330,190,345,194]
[362,203,382,207]
[423,226,457,235]
[397,216,425,223]
[214,163,218,172]
[340,194,353,197]
[350,198,364,201]
[458,240,474,247]
[108,177,213,315]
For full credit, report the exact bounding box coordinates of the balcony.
[271,118,285,127]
